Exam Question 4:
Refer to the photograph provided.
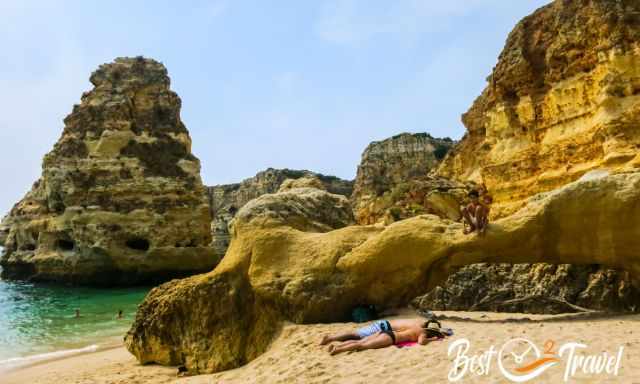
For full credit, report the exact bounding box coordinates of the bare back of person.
[388,318,423,331]
[393,327,425,344]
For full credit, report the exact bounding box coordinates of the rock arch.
[125,172,640,373]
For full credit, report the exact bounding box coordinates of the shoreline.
[2,342,177,384]
[0,336,124,374]
[3,310,639,384]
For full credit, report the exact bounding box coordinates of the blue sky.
[0,0,550,215]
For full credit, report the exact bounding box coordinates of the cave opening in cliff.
[56,239,75,251]
[21,243,37,251]
[126,238,150,251]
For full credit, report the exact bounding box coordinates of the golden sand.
[4,311,639,384]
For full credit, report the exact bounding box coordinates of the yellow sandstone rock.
[207,168,353,261]
[351,133,455,224]
[126,171,640,373]
[277,176,326,192]
[437,0,640,218]
[0,57,216,285]
[125,0,640,373]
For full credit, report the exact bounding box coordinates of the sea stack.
[0,57,215,285]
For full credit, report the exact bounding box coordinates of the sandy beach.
[3,310,639,384]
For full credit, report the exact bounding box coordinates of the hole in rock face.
[56,239,75,251]
[504,89,518,100]
[126,238,150,252]
[433,144,450,160]
[21,243,37,251]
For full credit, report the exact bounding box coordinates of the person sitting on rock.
[461,189,491,235]
[320,318,449,355]
[478,189,493,234]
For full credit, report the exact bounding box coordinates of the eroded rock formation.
[358,175,472,225]
[126,171,640,373]
[413,263,640,314]
[0,216,12,246]
[421,0,640,312]
[437,0,640,218]
[351,133,455,224]
[126,187,359,371]
[125,1,640,371]
[207,168,352,258]
[277,175,326,192]
[0,57,214,285]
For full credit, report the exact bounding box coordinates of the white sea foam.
[0,344,99,371]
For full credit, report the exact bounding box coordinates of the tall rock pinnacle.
[0,57,216,285]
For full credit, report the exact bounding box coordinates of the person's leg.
[327,339,360,351]
[475,205,488,234]
[481,210,489,234]
[461,207,476,234]
[321,320,381,345]
[328,333,393,355]
[320,332,360,345]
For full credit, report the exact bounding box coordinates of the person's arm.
[418,334,442,345]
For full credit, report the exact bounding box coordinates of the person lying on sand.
[320,319,451,355]
[461,189,491,235]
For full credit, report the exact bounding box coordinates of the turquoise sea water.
[0,273,149,365]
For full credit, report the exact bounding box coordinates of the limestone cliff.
[0,215,11,246]
[351,132,455,224]
[425,0,640,312]
[207,168,352,258]
[126,172,640,373]
[438,0,640,218]
[414,263,640,314]
[0,57,215,285]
